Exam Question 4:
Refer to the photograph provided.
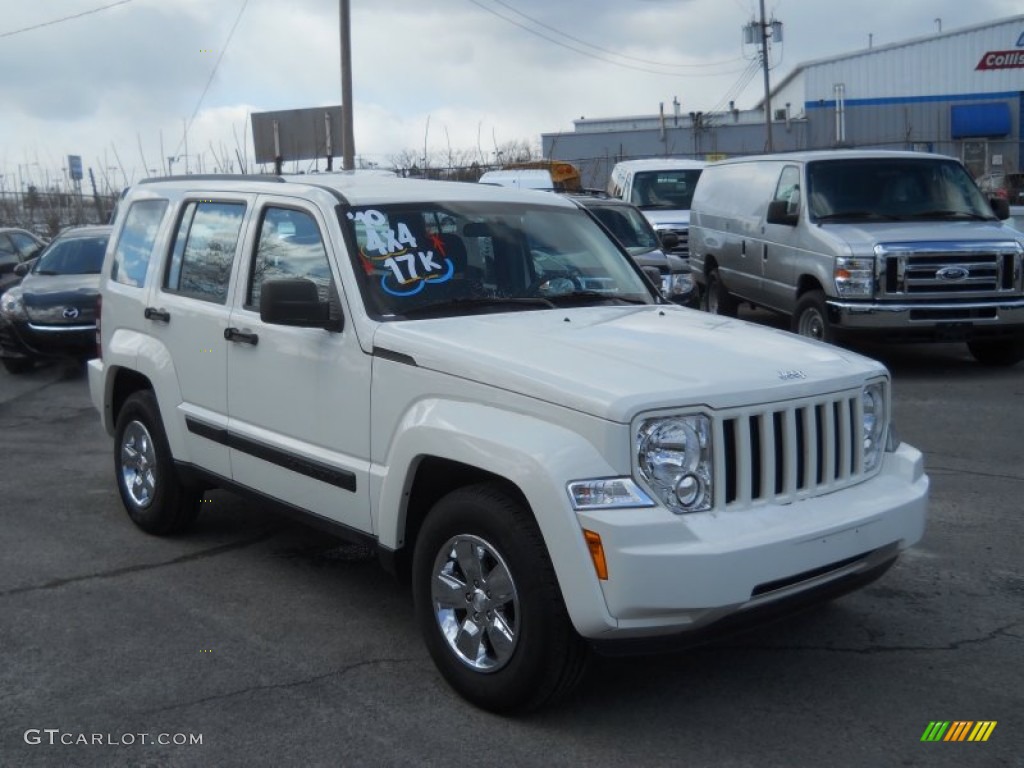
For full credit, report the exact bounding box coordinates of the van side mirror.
[989,197,1010,220]
[766,199,799,226]
[658,231,679,250]
[13,261,31,277]
[260,278,337,330]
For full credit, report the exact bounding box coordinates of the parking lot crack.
[0,528,282,598]
[926,464,1024,483]
[136,657,419,715]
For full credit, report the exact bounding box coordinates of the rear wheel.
[114,390,199,535]
[702,268,738,317]
[412,483,589,713]
[967,338,1024,367]
[793,290,834,344]
[1,356,34,374]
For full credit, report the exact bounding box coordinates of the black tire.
[967,338,1024,367]
[412,483,589,714]
[702,268,738,317]
[113,390,199,535]
[1,356,34,374]
[792,289,835,344]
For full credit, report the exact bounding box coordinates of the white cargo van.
[689,150,1024,366]
[607,158,707,256]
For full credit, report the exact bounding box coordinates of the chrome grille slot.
[722,393,862,507]
[877,241,1021,298]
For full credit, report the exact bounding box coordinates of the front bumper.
[828,297,1024,340]
[574,442,928,641]
[0,315,96,359]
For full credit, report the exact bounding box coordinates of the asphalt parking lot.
[1,333,1022,767]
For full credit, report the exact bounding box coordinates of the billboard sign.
[251,106,344,165]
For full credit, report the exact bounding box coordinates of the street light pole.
[339,0,355,170]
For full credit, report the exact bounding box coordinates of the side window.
[164,201,245,304]
[773,165,801,214]
[110,199,169,287]
[0,235,15,268]
[247,207,332,309]
[10,232,40,258]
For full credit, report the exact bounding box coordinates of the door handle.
[741,240,746,256]
[224,327,259,345]
[144,307,170,323]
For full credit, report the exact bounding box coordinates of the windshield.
[34,234,109,275]
[630,169,703,210]
[807,158,995,221]
[588,204,660,252]
[342,202,654,319]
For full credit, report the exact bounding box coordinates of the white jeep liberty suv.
[89,173,928,713]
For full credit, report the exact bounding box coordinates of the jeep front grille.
[877,241,1021,298]
[718,391,864,507]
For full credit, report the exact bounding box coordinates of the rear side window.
[164,201,246,304]
[110,199,169,287]
[247,207,332,309]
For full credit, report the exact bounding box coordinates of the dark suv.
[567,194,697,307]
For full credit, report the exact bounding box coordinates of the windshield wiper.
[546,290,649,306]
[399,296,556,317]
[905,209,993,221]
[815,211,899,222]
[32,269,60,275]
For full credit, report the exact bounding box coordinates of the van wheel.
[114,390,200,535]
[412,483,589,713]
[793,290,834,343]
[967,338,1024,367]
[703,269,738,317]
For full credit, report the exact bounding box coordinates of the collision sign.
[976,50,1024,70]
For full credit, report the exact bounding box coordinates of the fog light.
[675,473,701,506]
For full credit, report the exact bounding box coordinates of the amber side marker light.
[583,529,608,580]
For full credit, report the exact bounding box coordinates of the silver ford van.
[689,150,1024,365]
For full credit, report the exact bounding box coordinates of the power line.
[466,0,749,77]
[174,0,249,159]
[0,0,134,39]
[490,0,744,69]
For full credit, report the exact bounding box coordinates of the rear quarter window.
[110,199,169,287]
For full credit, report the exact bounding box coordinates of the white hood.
[373,306,884,422]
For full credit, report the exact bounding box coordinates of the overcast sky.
[0,0,1019,190]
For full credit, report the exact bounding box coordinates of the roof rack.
[138,174,284,184]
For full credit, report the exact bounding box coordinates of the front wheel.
[792,290,835,344]
[412,484,589,713]
[967,338,1024,367]
[1,356,34,374]
[114,390,199,535]
[702,268,738,317]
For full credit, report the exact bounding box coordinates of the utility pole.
[339,0,355,170]
[744,5,782,153]
[759,0,773,152]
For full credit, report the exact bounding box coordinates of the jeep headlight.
[862,381,887,471]
[636,415,713,513]
[835,257,874,298]
[0,287,27,321]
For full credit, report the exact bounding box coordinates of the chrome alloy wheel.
[798,307,826,340]
[120,420,157,508]
[430,534,520,672]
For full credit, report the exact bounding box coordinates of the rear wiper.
[815,211,899,222]
[399,296,556,317]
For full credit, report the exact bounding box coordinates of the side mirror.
[989,197,1010,221]
[658,231,679,250]
[13,261,31,277]
[766,199,799,226]
[260,278,335,329]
